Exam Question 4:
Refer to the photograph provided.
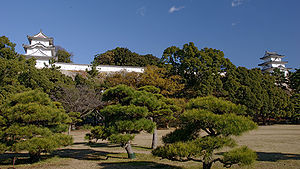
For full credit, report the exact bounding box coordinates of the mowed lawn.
[0,125,299,169]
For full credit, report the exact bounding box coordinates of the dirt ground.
[1,125,299,169]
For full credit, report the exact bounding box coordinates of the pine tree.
[0,90,73,161]
[152,96,257,169]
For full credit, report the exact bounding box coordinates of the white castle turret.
[23,31,144,76]
[258,51,291,76]
[23,30,56,68]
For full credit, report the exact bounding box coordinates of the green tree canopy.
[87,85,180,155]
[161,42,235,97]
[153,96,257,169]
[55,46,73,63]
[223,67,291,124]
[0,36,20,60]
[160,42,293,124]
[136,85,180,148]
[289,69,300,93]
[0,90,72,161]
[86,85,156,159]
[103,65,184,97]
[92,47,160,67]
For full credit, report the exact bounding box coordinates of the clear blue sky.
[1,0,299,69]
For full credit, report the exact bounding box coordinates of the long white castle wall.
[35,60,144,73]
[36,60,50,69]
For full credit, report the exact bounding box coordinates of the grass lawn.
[0,125,299,169]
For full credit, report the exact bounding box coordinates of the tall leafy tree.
[139,66,184,97]
[103,71,141,89]
[92,47,160,67]
[55,46,73,63]
[103,66,184,97]
[223,67,291,124]
[289,69,300,93]
[0,36,29,102]
[0,90,73,161]
[0,36,20,60]
[18,66,74,95]
[161,42,234,98]
[153,96,257,169]
[0,58,38,104]
[289,69,300,123]
[272,68,289,90]
[51,85,103,133]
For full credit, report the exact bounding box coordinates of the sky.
[1,0,299,70]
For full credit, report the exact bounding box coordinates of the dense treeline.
[92,47,160,67]
[0,35,298,167]
[160,42,297,124]
[93,42,298,124]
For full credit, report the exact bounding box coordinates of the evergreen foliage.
[86,84,180,157]
[55,46,73,63]
[103,65,184,97]
[161,42,233,97]
[92,47,160,67]
[86,85,155,158]
[161,42,293,124]
[290,69,300,93]
[0,90,73,161]
[0,36,20,60]
[153,96,257,169]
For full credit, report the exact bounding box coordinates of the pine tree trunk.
[263,116,267,125]
[29,151,41,162]
[150,117,157,149]
[202,161,213,169]
[151,126,158,149]
[68,124,71,135]
[124,142,136,159]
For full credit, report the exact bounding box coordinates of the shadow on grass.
[132,145,152,150]
[87,142,120,148]
[256,152,300,162]
[53,148,122,161]
[98,161,182,169]
[0,152,53,165]
[73,142,87,145]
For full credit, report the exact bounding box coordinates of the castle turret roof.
[258,60,288,66]
[260,51,285,60]
[27,30,54,45]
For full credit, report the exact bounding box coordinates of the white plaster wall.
[34,59,144,73]
[31,40,49,46]
[35,60,50,69]
[53,63,144,73]
[270,57,281,62]
[55,63,90,71]
[271,63,285,68]
[26,48,52,57]
[95,66,144,73]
